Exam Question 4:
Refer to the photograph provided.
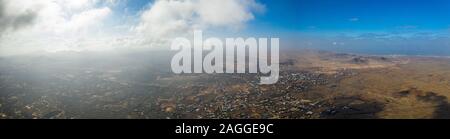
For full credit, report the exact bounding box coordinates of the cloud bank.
[0,0,264,55]
[0,0,121,55]
[0,0,38,33]
[134,0,264,47]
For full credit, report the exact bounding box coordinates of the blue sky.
[254,0,450,32]
[250,0,450,55]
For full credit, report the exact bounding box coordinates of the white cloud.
[0,0,264,55]
[62,0,92,10]
[0,0,39,33]
[348,17,359,22]
[0,0,117,55]
[134,0,264,47]
[67,7,112,33]
[29,0,113,35]
[196,0,262,27]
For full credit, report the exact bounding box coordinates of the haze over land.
[1,49,450,119]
